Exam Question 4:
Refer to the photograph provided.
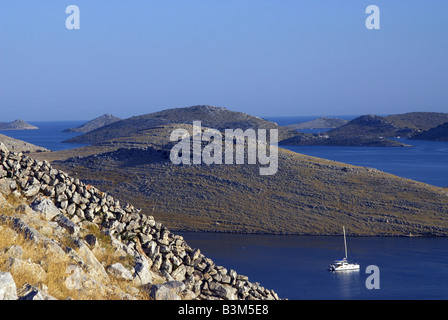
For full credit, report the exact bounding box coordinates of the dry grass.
[3,192,25,207]
[0,221,71,299]
[0,202,147,300]
[83,223,134,269]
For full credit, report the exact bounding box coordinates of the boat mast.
[343,226,347,259]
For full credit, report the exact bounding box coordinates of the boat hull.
[329,264,360,272]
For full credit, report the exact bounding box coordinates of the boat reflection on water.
[330,268,362,299]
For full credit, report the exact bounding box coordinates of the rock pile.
[0,143,280,300]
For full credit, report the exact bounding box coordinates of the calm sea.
[178,232,448,300]
[1,119,448,300]
[0,121,88,151]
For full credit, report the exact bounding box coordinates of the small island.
[63,114,122,133]
[0,119,38,130]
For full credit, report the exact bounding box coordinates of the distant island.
[0,119,38,130]
[284,117,349,130]
[63,114,122,133]
[280,112,448,147]
[279,133,410,147]
[411,122,448,142]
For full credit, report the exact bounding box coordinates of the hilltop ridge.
[284,117,349,130]
[63,114,122,133]
[385,112,448,132]
[64,105,298,144]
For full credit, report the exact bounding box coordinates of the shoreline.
[172,228,446,238]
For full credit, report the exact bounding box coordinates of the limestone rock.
[0,142,9,155]
[132,258,154,286]
[107,262,133,281]
[73,239,110,284]
[64,265,110,297]
[171,265,187,282]
[0,178,16,196]
[64,265,84,290]
[209,282,238,300]
[30,198,60,221]
[0,272,18,300]
[55,214,79,236]
[23,184,40,197]
[149,281,185,300]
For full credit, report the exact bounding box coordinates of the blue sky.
[0,1,447,121]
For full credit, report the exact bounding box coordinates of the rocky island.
[0,120,38,131]
[280,112,448,147]
[63,114,122,133]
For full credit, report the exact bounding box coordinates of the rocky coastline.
[0,134,49,153]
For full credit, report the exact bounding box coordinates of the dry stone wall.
[0,143,280,300]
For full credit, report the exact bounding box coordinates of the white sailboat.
[329,226,360,272]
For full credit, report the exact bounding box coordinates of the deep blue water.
[179,232,448,300]
[281,140,448,188]
[0,121,88,151]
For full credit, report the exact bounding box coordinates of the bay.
[179,232,448,300]
[281,140,448,188]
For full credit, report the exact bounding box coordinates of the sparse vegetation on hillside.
[37,123,448,237]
